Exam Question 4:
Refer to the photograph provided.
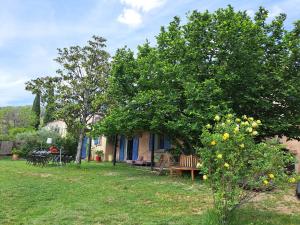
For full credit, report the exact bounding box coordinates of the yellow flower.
[211,140,217,146]
[217,154,223,159]
[206,124,212,129]
[251,122,258,128]
[263,180,269,185]
[214,115,221,121]
[248,117,254,122]
[224,163,230,169]
[223,133,230,141]
[235,118,241,123]
[257,120,262,124]
[241,121,249,126]
[196,162,203,168]
[252,131,258,136]
[221,122,225,127]
[239,144,245,148]
[203,175,208,180]
[227,114,233,118]
[226,119,231,123]
[289,177,296,183]
[234,126,239,134]
[242,115,247,120]
[269,174,275,179]
[246,127,253,133]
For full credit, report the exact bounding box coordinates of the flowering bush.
[198,114,297,224]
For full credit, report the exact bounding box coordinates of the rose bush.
[198,114,297,225]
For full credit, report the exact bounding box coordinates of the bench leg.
[191,170,194,181]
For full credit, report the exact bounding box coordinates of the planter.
[12,154,19,160]
[95,155,102,162]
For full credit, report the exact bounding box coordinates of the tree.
[26,36,110,164]
[95,6,300,153]
[0,106,36,140]
[32,92,41,129]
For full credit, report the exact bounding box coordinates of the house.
[279,136,300,174]
[90,132,172,164]
[44,120,67,137]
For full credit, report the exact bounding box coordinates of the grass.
[0,159,299,225]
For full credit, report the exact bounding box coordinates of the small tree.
[198,114,297,225]
[32,92,41,129]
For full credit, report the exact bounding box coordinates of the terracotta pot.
[95,155,101,162]
[12,154,19,160]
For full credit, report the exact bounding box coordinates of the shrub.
[198,114,297,225]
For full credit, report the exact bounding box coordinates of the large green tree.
[95,6,300,153]
[26,36,110,164]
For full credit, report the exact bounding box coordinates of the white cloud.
[117,8,143,27]
[120,0,166,12]
[118,0,167,27]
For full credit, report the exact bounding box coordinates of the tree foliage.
[32,92,41,129]
[95,6,300,153]
[0,106,36,140]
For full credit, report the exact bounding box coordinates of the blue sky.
[0,0,299,106]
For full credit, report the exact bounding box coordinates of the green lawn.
[0,159,299,225]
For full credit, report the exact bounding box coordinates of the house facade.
[90,132,172,163]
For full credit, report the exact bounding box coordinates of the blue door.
[81,137,88,159]
[164,136,171,149]
[119,136,125,161]
[132,136,139,160]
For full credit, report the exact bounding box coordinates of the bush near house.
[198,114,297,225]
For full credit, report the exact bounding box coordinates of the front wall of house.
[280,136,300,174]
[138,132,151,161]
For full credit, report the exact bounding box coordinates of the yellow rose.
[246,127,253,133]
[239,144,245,148]
[226,119,231,123]
[269,174,275,179]
[223,133,230,141]
[263,180,269,185]
[217,154,223,159]
[227,114,233,118]
[196,162,203,168]
[235,118,241,123]
[211,140,216,146]
[234,126,239,134]
[248,117,254,122]
[257,120,262,124]
[252,131,258,136]
[206,124,212,129]
[289,177,296,183]
[214,115,220,121]
[203,175,208,180]
[224,163,230,168]
[251,122,258,128]
[242,115,247,120]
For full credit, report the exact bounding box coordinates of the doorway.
[127,138,133,160]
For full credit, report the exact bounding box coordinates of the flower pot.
[95,155,101,162]
[12,154,19,160]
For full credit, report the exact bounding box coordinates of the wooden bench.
[169,154,200,181]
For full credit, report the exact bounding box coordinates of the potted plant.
[11,148,22,160]
[95,150,104,162]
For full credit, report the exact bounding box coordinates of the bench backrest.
[179,154,199,168]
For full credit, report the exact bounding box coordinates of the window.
[149,134,171,151]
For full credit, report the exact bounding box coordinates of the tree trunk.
[113,135,118,166]
[87,137,92,162]
[75,128,85,164]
